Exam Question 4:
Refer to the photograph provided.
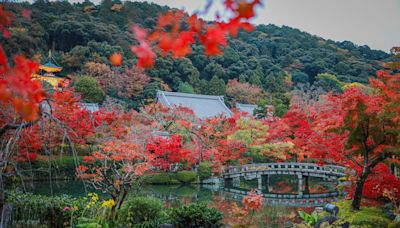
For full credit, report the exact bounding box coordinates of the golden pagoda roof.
[39,61,62,73]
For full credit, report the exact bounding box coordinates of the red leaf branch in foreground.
[0,46,45,122]
[0,5,12,38]
[127,0,261,68]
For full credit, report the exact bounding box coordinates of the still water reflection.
[23,175,342,227]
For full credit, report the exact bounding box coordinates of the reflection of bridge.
[145,185,342,207]
[220,187,341,207]
[222,163,346,195]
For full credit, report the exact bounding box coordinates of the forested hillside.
[4,0,392,110]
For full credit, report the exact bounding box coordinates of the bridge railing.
[224,163,346,176]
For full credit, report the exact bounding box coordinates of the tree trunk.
[351,169,369,210]
[351,151,391,211]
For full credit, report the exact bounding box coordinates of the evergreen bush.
[118,197,165,227]
[198,162,212,181]
[168,203,223,228]
[75,76,105,103]
[6,192,81,228]
[175,170,197,183]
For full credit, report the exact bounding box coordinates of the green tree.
[206,76,226,96]
[263,72,287,94]
[272,97,289,117]
[314,73,343,93]
[292,71,309,84]
[61,46,90,72]
[75,76,105,103]
[178,82,195,94]
[203,62,226,81]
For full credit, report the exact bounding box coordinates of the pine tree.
[206,76,226,96]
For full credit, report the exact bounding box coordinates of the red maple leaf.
[130,43,155,68]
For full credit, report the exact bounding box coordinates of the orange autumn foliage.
[109,52,123,66]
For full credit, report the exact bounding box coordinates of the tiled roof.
[157,90,232,118]
[236,103,258,115]
[42,61,61,69]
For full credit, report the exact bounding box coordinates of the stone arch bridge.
[222,163,346,196]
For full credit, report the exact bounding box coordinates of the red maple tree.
[274,69,400,210]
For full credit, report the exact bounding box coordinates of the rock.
[314,215,349,228]
[284,221,293,227]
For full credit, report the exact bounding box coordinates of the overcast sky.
[50,0,400,52]
[132,0,400,52]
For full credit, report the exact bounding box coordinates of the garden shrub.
[198,162,212,180]
[6,192,82,228]
[118,197,165,227]
[168,203,223,228]
[175,170,197,183]
[334,200,391,227]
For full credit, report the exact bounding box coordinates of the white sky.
[46,0,400,52]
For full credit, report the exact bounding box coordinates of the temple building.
[32,52,68,87]
[156,90,233,118]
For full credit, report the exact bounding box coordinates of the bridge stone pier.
[257,174,269,191]
[224,176,241,188]
[223,163,346,195]
[233,176,240,188]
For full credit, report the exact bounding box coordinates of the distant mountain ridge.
[3,0,392,98]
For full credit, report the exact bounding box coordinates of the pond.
[21,175,342,227]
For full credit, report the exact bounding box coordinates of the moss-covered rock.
[334,200,391,227]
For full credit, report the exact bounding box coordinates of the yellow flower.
[86,205,91,209]
[101,199,115,208]
[91,193,99,202]
[72,206,79,211]
[88,193,93,197]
